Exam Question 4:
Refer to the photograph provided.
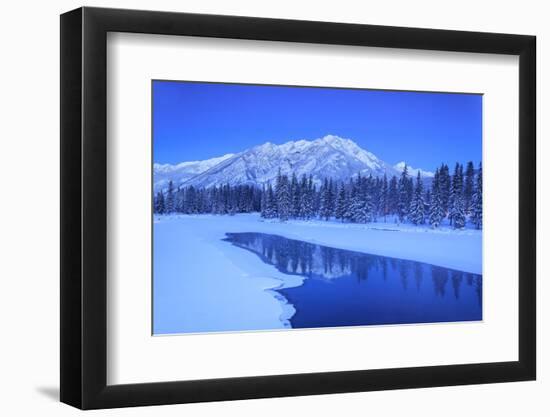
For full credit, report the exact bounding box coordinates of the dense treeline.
[154,183,262,215]
[154,162,482,229]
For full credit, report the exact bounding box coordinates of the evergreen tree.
[424,189,431,216]
[409,172,425,225]
[320,178,332,220]
[451,193,466,228]
[464,161,475,215]
[196,188,205,213]
[450,163,465,229]
[175,187,185,212]
[211,187,220,214]
[363,181,374,223]
[406,175,414,213]
[165,180,175,213]
[312,179,321,215]
[265,183,277,218]
[348,178,363,223]
[154,191,165,214]
[290,173,300,218]
[298,174,308,219]
[253,187,262,212]
[471,163,483,229]
[344,179,359,222]
[369,175,379,222]
[397,165,410,222]
[439,163,451,218]
[353,195,370,223]
[328,178,336,217]
[388,175,398,216]
[335,183,347,221]
[275,170,291,221]
[367,176,376,222]
[303,175,315,219]
[260,185,267,218]
[429,169,444,228]
[380,174,389,222]
[347,175,372,223]
[186,186,197,213]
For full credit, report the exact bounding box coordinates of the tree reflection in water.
[224,232,482,328]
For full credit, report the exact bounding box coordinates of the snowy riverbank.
[153,214,482,335]
[157,213,481,273]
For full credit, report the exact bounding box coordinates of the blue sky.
[153,80,482,170]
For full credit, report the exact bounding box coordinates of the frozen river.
[153,214,482,335]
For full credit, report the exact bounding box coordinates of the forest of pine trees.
[154,162,483,230]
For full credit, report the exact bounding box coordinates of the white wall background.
[0,0,545,415]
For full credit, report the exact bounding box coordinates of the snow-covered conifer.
[439,163,451,217]
[186,186,197,213]
[165,180,175,213]
[276,171,291,221]
[471,163,483,229]
[428,168,444,228]
[424,189,431,215]
[290,173,300,218]
[452,193,466,229]
[297,174,308,219]
[303,175,315,219]
[464,161,475,215]
[329,178,336,216]
[320,178,332,220]
[397,165,409,222]
[265,183,277,218]
[409,172,425,225]
[380,174,389,222]
[388,175,398,216]
[335,183,347,221]
[175,188,185,212]
[260,185,267,218]
[154,191,165,214]
[449,163,466,229]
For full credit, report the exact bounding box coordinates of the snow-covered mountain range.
[153,153,234,192]
[154,135,433,191]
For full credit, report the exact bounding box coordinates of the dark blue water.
[224,232,482,329]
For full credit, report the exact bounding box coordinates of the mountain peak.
[315,134,355,147]
[319,134,346,142]
[394,161,434,178]
[252,142,276,151]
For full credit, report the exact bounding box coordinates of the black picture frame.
[60,6,536,410]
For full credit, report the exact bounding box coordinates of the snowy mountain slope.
[394,161,434,178]
[180,135,401,188]
[153,153,234,192]
[154,135,435,190]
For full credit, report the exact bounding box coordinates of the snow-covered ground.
[153,213,482,335]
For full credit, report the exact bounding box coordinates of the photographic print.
[152,81,483,335]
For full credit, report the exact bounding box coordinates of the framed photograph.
[60,7,536,409]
